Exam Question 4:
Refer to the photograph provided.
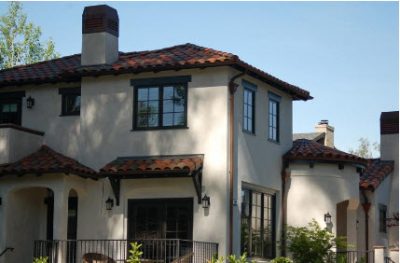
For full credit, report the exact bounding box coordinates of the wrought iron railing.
[385,256,396,263]
[326,250,375,263]
[33,239,218,263]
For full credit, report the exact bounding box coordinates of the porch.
[34,239,218,263]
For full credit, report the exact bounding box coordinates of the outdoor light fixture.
[324,212,332,224]
[26,96,35,109]
[202,194,210,209]
[105,197,114,211]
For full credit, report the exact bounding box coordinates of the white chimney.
[315,120,335,147]
[81,5,119,66]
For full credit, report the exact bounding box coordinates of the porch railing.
[326,250,375,263]
[33,239,218,263]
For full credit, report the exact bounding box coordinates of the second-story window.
[379,204,387,233]
[59,88,81,116]
[268,92,280,142]
[0,91,24,125]
[243,81,256,134]
[131,76,191,130]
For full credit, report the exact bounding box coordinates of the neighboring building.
[0,5,312,263]
[286,114,399,263]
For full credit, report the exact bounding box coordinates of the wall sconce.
[26,96,35,109]
[202,194,210,209]
[105,197,114,211]
[324,212,332,224]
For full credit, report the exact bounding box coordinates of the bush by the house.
[33,257,48,263]
[126,242,143,263]
[287,219,346,263]
[271,256,293,263]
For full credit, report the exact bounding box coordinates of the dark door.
[0,99,22,125]
[128,199,193,262]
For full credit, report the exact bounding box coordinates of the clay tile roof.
[0,43,311,101]
[380,111,399,135]
[0,145,97,178]
[360,158,395,190]
[284,139,367,165]
[100,154,204,177]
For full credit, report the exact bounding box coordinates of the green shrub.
[271,256,293,263]
[126,242,143,263]
[287,219,336,263]
[227,253,248,263]
[33,257,48,263]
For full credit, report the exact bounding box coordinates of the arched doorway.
[4,187,54,263]
[67,189,78,262]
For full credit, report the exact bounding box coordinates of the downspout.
[361,189,371,262]
[281,163,290,256]
[228,72,244,255]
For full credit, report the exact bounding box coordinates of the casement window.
[131,76,190,130]
[241,188,276,259]
[0,91,24,125]
[379,204,387,233]
[59,88,81,116]
[268,92,280,142]
[243,81,256,134]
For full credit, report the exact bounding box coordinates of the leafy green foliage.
[227,253,248,263]
[0,2,59,69]
[271,257,293,263]
[33,257,48,263]
[126,242,143,263]
[208,254,225,263]
[287,220,339,263]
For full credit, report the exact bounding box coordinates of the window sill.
[242,129,256,136]
[59,113,80,117]
[267,138,280,145]
[131,126,189,131]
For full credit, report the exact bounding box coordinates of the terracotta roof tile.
[360,159,394,190]
[0,43,311,101]
[284,139,367,165]
[0,145,97,178]
[100,154,204,177]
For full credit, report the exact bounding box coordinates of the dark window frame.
[131,76,191,131]
[243,81,256,134]
[379,204,387,233]
[268,92,281,143]
[241,188,276,259]
[59,87,81,116]
[0,91,25,125]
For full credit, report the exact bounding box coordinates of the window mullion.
[159,86,163,128]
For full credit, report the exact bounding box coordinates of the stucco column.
[53,189,68,240]
[53,188,68,262]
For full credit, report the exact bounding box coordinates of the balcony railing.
[34,239,218,263]
[326,250,375,263]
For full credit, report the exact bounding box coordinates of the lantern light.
[324,212,332,224]
[27,96,35,109]
[202,194,210,209]
[105,197,114,211]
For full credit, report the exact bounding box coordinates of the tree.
[349,137,379,158]
[0,2,59,69]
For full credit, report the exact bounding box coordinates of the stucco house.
[0,4,313,263]
[287,113,399,263]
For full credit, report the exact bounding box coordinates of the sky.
[0,1,398,155]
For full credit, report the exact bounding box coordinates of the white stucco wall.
[232,71,294,257]
[0,127,43,164]
[286,163,360,248]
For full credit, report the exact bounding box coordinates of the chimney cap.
[83,5,119,37]
[319,120,329,125]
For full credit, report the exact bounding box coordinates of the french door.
[128,198,193,262]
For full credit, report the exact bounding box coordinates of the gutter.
[228,71,244,255]
[281,163,290,256]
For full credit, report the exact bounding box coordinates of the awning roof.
[100,154,204,205]
[0,145,97,178]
